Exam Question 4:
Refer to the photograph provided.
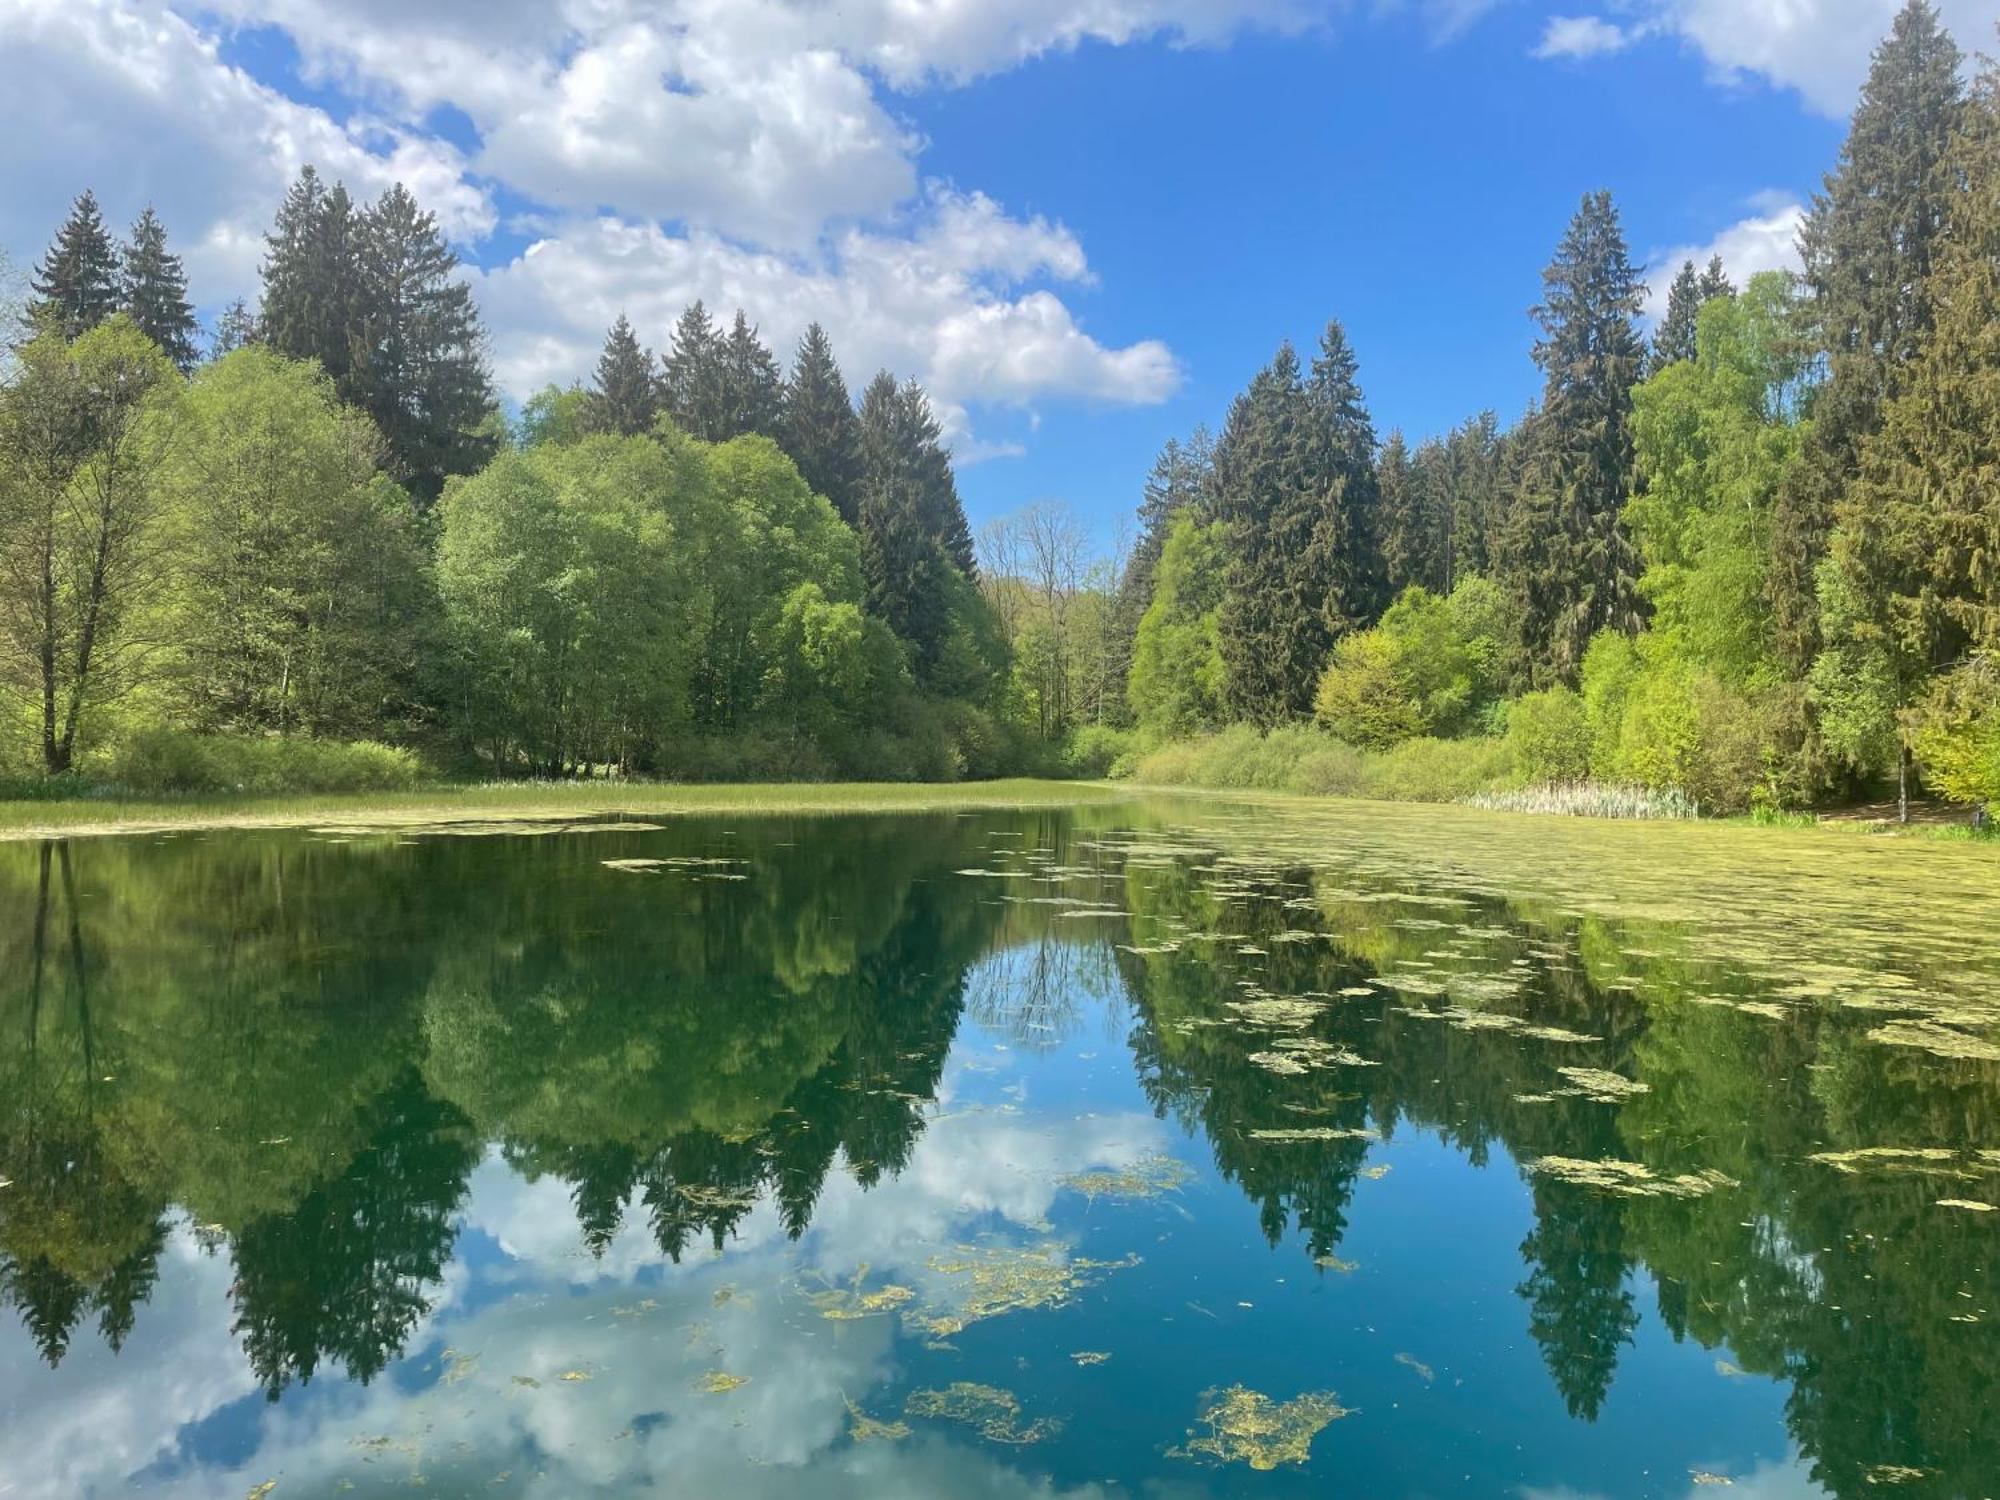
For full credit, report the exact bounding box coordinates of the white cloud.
[475,188,1181,444]
[1532,1,1998,116]
[0,0,490,301]
[1643,191,1806,319]
[1533,16,1636,60]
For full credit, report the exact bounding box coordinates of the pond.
[0,797,1995,1498]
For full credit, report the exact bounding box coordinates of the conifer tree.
[660,302,729,440]
[24,190,120,342]
[587,315,659,437]
[1211,341,1319,724]
[780,323,863,524]
[209,299,259,359]
[1304,320,1387,639]
[1697,254,1733,304]
[720,310,783,441]
[1111,427,1215,709]
[1498,191,1647,685]
[856,370,952,668]
[350,183,495,503]
[1379,431,1425,594]
[898,377,976,577]
[1768,0,1963,673]
[260,167,362,386]
[1408,435,1455,593]
[1446,411,1503,588]
[119,207,198,370]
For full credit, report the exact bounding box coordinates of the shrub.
[1506,687,1591,784]
[106,730,426,795]
[1062,724,1139,778]
[1911,656,2000,814]
[1128,724,1509,803]
[1364,736,1513,802]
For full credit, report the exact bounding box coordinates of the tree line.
[0,170,1020,782]
[1109,0,2000,817]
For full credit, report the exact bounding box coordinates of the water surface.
[1,798,1995,1498]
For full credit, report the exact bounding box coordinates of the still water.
[0,798,1995,1498]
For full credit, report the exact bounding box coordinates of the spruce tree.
[1111,427,1215,709]
[899,377,975,577]
[209,298,259,359]
[1768,0,1963,673]
[260,167,363,386]
[119,206,198,370]
[587,315,659,437]
[351,183,496,503]
[1445,411,1503,588]
[1500,191,1647,685]
[1303,320,1386,639]
[1697,254,1733,304]
[1378,431,1423,594]
[1408,435,1455,594]
[661,301,729,440]
[720,310,783,441]
[1211,341,1319,725]
[1652,256,1733,374]
[856,370,952,669]
[24,190,120,341]
[780,322,864,524]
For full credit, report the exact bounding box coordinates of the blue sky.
[3,1,1993,547]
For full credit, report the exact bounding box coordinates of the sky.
[3,0,1997,546]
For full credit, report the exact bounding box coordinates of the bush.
[1911,655,2000,814]
[1062,724,1139,778]
[1128,724,1509,803]
[1506,687,1591,784]
[1365,736,1514,802]
[106,731,427,795]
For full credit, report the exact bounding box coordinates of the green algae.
[1170,1384,1351,1470]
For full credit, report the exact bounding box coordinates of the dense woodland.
[2,0,1997,816]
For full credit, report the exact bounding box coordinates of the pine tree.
[1408,435,1456,594]
[350,183,496,504]
[1445,411,1503,588]
[260,167,363,386]
[587,315,659,437]
[24,190,120,341]
[780,322,863,524]
[1697,254,1733,304]
[1769,0,1963,674]
[720,310,783,441]
[209,298,259,359]
[1499,191,1647,685]
[661,301,729,440]
[119,207,198,370]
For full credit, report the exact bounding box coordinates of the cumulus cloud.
[1533,16,1637,60]
[475,187,1180,443]
[1643,191,1807,319]
[1532,0,1997,115]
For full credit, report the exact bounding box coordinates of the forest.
[1,0,1995,820]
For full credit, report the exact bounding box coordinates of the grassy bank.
[0,778,1133,841]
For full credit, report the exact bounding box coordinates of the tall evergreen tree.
[1408,435,1456,594]
[1303,320,1386,638]
[1768,0,1963,673]
[856,370,953,669]
[24,190,120,342]
[260,167,362,387]
[209,298,259,359]
[1445,410,1503,588]
[780,322,863,524]
[1498,191,1647,686]
[118,207,198,370]
[1211,341,1318,724]
[1110,427,1215,715]
[350,183,495,503]
[899,377,975,577]
[720,310,783,441]
[1379,431,1426,594]
[1649,256,1731,374]
[660,301,729,440]
[587,315,659,437]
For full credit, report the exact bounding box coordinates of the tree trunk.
[1897,742,1910,825]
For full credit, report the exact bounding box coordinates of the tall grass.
[1129,725,1513,804]
[1463,782,1701,820]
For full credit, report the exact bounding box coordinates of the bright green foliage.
[23,190,120,342]
[587,315,659,437]
[436,437,702,774]
[154,348,434,739]
[0,320,182,772]
[1312,581,1503,748]
[781,323,864,525]
[1910,656,2000,813]
[757,582,904,740]
[1627,274,1806,687]
[1111,428,1214,716]
[1768,1,1964,673]
[119,208,198,371]
[1580,630,1775,812]
[517,384,593,447]
[1129,515,1227,737]
[1506,687,1591,783]
[1496,191,1647,688]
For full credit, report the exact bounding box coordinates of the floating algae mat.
[1,796,1996,1497]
